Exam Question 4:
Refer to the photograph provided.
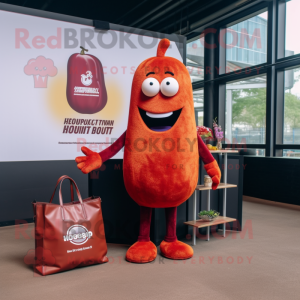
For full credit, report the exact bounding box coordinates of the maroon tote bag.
[32,175,108,275]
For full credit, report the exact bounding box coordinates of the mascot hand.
[204,160,221,190]
[75,146,102,174]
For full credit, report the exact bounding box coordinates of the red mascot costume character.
[76,39,221,263]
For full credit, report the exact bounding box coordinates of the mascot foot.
[125,241,157,263]
[160,240,193,260]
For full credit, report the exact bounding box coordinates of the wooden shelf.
[184,216,236,228]
[209,150,239,153]
[195,183,237,191]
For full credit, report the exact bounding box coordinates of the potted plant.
[198,210,220,221]
[213,118,223,150]
[196,125,213,145]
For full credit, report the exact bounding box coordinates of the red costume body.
[76,39,221,263]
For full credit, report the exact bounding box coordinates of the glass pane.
[241,149,265,156]
[193,89,204,126]
[284,67,300,144]
[197,111,204,127]
[186,36,204,82]
[236,148,265,156]
[283,150,300,158]
[193,88,204,108]
[225,11,268,73]
[254,149,265,156]
[285,0,300,57]
[225,75,267,144]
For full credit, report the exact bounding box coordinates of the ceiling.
[0,0,257,35]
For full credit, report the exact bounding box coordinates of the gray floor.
[1,199,300,300]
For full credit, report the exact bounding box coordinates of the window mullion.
[265,0,277,157]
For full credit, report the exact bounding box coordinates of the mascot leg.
[160,207,194,260]
[125,206,157,263]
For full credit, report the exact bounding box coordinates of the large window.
[225,11,268,73]
[284,67,300,144]
[285,0,300,57]
[225,76,266,144]
[186,36,204,82]
[186,0,300,158]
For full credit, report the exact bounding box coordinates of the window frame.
[219,5,269,76]
[187,0,300,158]
[221,74,268,147]
[277,0,300,61]
[186,34,205,84]
[275,62,300,156]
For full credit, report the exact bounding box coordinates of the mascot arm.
[75,131,126,174]
[197,134,221,190]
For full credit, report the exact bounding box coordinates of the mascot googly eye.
[141,77,160,97]
[160,77,179,97]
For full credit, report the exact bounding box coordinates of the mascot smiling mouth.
[138,108,182,132]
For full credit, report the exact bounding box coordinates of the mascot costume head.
[76,39,221,263]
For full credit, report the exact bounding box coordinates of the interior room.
[0,0,299,299]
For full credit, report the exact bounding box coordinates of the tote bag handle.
[49,175,75,203]
[50,175,87,220]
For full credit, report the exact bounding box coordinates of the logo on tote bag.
[63,225,93,245]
